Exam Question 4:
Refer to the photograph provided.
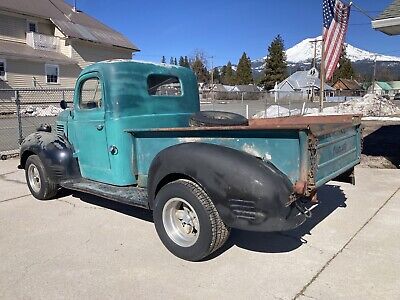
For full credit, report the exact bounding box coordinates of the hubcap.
[162,198,200,247]
[28,164,41,193]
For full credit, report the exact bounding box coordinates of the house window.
[27,21,38,33]
[45,64,59,84]
[147,74,182,96]
[79,78,102,109]
[0,59,6,81]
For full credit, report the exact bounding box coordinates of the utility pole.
[309,39,321,102]
[210,55,214,101]
[310,38,324,110]
[309,39,320,70]
[320,37,326,112]
[372,54,377,94]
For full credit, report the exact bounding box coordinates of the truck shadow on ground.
[362,125,400,168]
[69,184,346,259]
[208,184,347,259]
[71,192,154,222]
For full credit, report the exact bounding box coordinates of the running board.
[60,178,149,209]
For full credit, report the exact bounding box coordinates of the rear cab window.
[147,74,182,96]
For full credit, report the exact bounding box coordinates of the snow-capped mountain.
[284,36,400,63]
[251,36,400,78]
[253,36,400,66]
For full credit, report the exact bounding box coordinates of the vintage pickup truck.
[19,60,362,261]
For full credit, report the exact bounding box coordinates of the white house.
[0,0,139,89]
[274,68,335,99]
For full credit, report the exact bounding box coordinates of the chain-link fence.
[0,88,74,158]
[2,88,395,158]
[200,92,400,121]
[199,91,337,119]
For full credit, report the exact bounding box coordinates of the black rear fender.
[148,143,303,231]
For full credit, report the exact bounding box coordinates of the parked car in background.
[393,93,400,100]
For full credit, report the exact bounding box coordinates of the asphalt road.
[1,159,399,299]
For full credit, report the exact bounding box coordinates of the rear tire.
[25,155,58,200]
[153,179,230,261]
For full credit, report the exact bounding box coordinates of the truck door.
[72,73,111,181]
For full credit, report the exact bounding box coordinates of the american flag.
[323,0,351,81]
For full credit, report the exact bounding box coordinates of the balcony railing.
[26,32,60,52]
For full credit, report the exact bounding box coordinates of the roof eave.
[50,18,140,52]
[0,7,48,21]
[68,36,140,52]
[372,17,400,35]
[0,52,77,65]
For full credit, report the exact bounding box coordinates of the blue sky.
[67,0,400,66]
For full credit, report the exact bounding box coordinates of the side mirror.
[60,100,68,110]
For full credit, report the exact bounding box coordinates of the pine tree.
[161,56,166,64]
[170,57,174,64]
[236,52,253,84]
[184,56,190,68]
[212,67,221,84]
[174,58,178,65]
[332,46,355,83]
[220,65,227,84]
[192,55,210,83]
[261,35,287,90]
[223,62,236,85]
[179,56,185,66]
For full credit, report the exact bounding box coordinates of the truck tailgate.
[312,123,362,188]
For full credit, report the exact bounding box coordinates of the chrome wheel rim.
[162,197,200,247]
[28,164,41,193]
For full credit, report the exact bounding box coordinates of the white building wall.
[0,12,26,43]
[5,59,80,89]
[71,40,132,69]
[54,27,72,58]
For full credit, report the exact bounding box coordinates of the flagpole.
[320,35,325,112]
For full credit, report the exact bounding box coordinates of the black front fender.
[148,143,305,232]
[19,131,80,182]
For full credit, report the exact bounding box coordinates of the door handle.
[109,145,118,155]
[96,124,104,131]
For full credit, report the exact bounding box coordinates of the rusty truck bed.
[132,114,362,137]
[126,114,363,198]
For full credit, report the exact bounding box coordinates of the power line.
[349,23,371,26]
[350,9,380,14]
[347,1,375,20]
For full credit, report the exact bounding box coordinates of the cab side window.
[80,77,102,109]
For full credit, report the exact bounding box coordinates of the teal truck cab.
[19,60,362,261]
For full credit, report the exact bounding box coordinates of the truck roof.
[77,60,200,118]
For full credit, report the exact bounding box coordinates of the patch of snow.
[326,94,400,116]
[100,59,182,69]
[252,94,400,119]
[253,105,299,118]
[361,116,400,121]
[21,105,63,117]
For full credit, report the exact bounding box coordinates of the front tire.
[153,179,230,261]
[25,155,58,200]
